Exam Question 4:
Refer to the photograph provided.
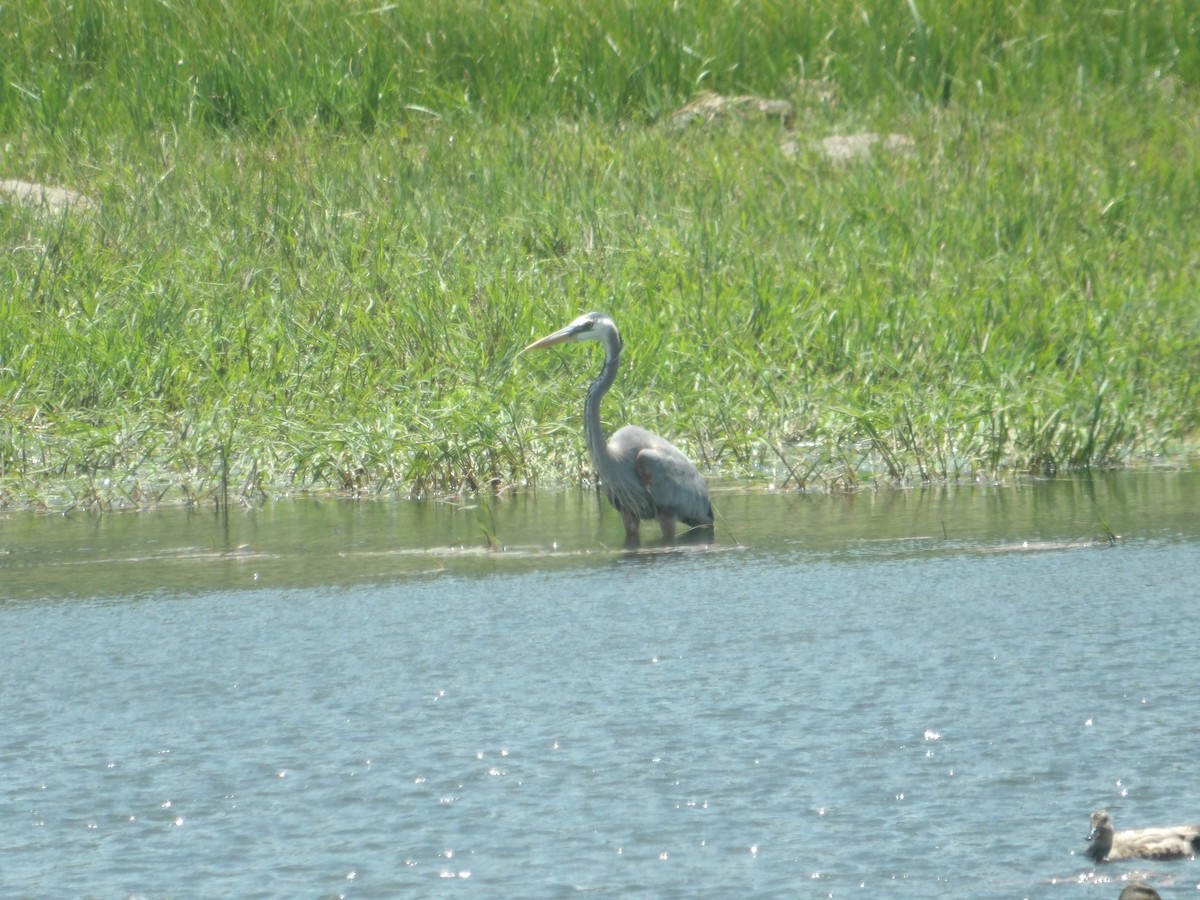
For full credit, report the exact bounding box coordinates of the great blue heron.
[523,312,714,541]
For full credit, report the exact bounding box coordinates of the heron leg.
[621,507,641,539]
[656,511,677,541]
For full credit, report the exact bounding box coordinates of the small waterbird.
[1086,810,1200,863]
[1118,883,1162,900]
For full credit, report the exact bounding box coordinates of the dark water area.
[1,471,1198,897]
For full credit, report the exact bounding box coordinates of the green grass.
[1,0,1198,508]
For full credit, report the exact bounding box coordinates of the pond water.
[2,471,1198,898]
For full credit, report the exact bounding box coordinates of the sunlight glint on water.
[1,472,1198,897]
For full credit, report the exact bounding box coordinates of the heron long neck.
[584,342,620,470]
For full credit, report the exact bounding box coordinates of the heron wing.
[635,442,714,527]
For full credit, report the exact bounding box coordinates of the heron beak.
[522,324,579,353]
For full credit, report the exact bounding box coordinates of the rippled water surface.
[2,472,1198,898]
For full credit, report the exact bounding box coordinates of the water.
[2,472,1198,898]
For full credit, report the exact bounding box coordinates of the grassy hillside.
[2,1,1198,508]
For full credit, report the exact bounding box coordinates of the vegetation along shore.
[2,1,1198,510]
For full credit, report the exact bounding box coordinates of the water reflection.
[0,470,1196,602]
[1,471,1198,897]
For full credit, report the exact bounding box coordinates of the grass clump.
[1,0,1198,508]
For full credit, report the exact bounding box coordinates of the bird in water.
[1085,810,1200,863]
[523,312,714,542]
[1118,884,1162,900]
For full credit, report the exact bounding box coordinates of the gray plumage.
[1086,810,1200,863]
[524,312,714,541]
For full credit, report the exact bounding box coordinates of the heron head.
[523,312,622,354]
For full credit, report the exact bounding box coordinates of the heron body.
[1086,810,1200,863]
[524,312,714,541]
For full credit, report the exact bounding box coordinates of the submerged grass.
[1,0,1198,508]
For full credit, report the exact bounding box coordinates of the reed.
[1,1,1197,507]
